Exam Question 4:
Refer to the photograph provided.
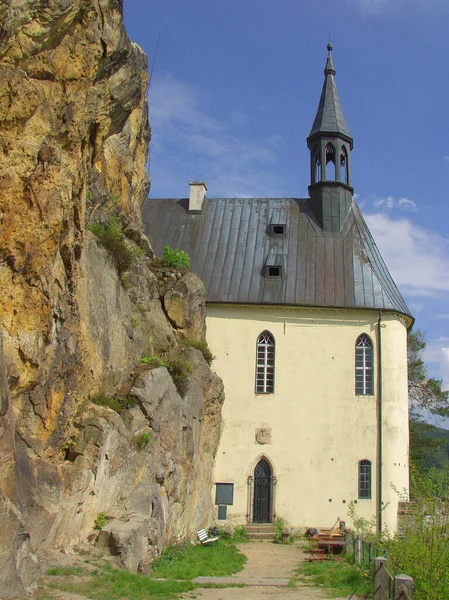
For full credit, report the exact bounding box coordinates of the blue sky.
[124,0,449,399]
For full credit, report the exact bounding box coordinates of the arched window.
[358,459,372,499]
[325,143,336,180]
[340,146,349,185]
[355,334,373,395]
[313,146,322,183]
[256,331,275,393]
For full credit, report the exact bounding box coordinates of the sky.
[124,0,449,403]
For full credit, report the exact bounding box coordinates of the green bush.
[182,339,215,366]
[163,245,190,270]
[233,525,249,542]
[274,516,285,542]
[136,432,152,449]
[91,393,138,414]
[94,512,108,531]
[167,358,192,397]
[87,218,134,274]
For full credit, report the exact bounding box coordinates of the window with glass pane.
[355,334,374,395]
[256,331,275,393]
[358,459,371,499]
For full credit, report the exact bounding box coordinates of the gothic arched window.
[255,331,275,393]
[313,146,322,183]
[355,334,374,395]
[340,146,349,185]
[358,459,372,499]
[325,143,336,180]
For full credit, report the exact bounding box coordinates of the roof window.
[270,224,286,237]
[265,266,282,278]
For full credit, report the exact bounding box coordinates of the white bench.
[197,529,219,544]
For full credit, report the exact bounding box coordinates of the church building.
[143,43,413,533]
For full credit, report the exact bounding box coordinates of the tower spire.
[307,42,354,233]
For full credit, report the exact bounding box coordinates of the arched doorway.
[253,458,273,523]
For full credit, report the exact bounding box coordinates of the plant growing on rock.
[182,339,215,366]
[166,358,192,397]
[163,245,190,270]
[140,355,168,369]
[87,217,134,274]
[136,432,152,449]
[94,512,108,530]
[91,393,138,414]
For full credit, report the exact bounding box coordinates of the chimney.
[188,181,207,213]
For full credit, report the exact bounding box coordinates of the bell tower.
[307,42,354,232]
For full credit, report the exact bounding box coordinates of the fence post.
[373,557,387,600]
[394,574,413,600]
[345,531,354,556]
[354,535,362,564]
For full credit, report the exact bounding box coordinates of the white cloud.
[436,314,449,320]
[373,196,417,211]
[149,73,284,198]
[365,213,449,296]
[444,156,449,163]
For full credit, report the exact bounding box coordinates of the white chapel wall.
[206,304,409,533]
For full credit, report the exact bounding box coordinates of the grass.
[42,538,246,600]
[182,339,215,366]
[296,558,372,598]
[45,563,194,600]
[150,538,247,580]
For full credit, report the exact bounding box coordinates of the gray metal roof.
[308,49,352,142]
[142,197,412,318]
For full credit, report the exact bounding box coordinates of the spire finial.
[324,37,336,76]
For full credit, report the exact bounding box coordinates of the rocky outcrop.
[0,1,224,595]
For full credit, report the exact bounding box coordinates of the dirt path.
[193,541,350,600]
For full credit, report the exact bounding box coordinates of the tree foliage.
[408,329,449,477]
[408,329,449,418]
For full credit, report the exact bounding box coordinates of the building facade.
[143,43,413,532]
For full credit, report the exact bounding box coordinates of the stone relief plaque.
[255,427,271,445]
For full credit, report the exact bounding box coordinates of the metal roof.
[142,197,412,318]
[308,46,352,143]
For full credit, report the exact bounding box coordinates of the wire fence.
[345,533,413,600]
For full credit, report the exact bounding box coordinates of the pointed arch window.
[256,331,275,393]
[313,146,322,183]
[358,459,372,499]
[325,143,336,180]
[340,146,349,185]
[355,334,374,395]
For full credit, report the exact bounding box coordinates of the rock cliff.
[0,1,224,595]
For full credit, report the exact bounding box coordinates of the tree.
[408,328,449,474]
[408,329,449,418]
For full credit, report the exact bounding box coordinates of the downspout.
[377,310,383,534]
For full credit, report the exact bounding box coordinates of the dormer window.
[264,254,285,279]
[266,266,282,278]
[270,224,286,237]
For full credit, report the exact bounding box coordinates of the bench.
[197,529,219,544]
